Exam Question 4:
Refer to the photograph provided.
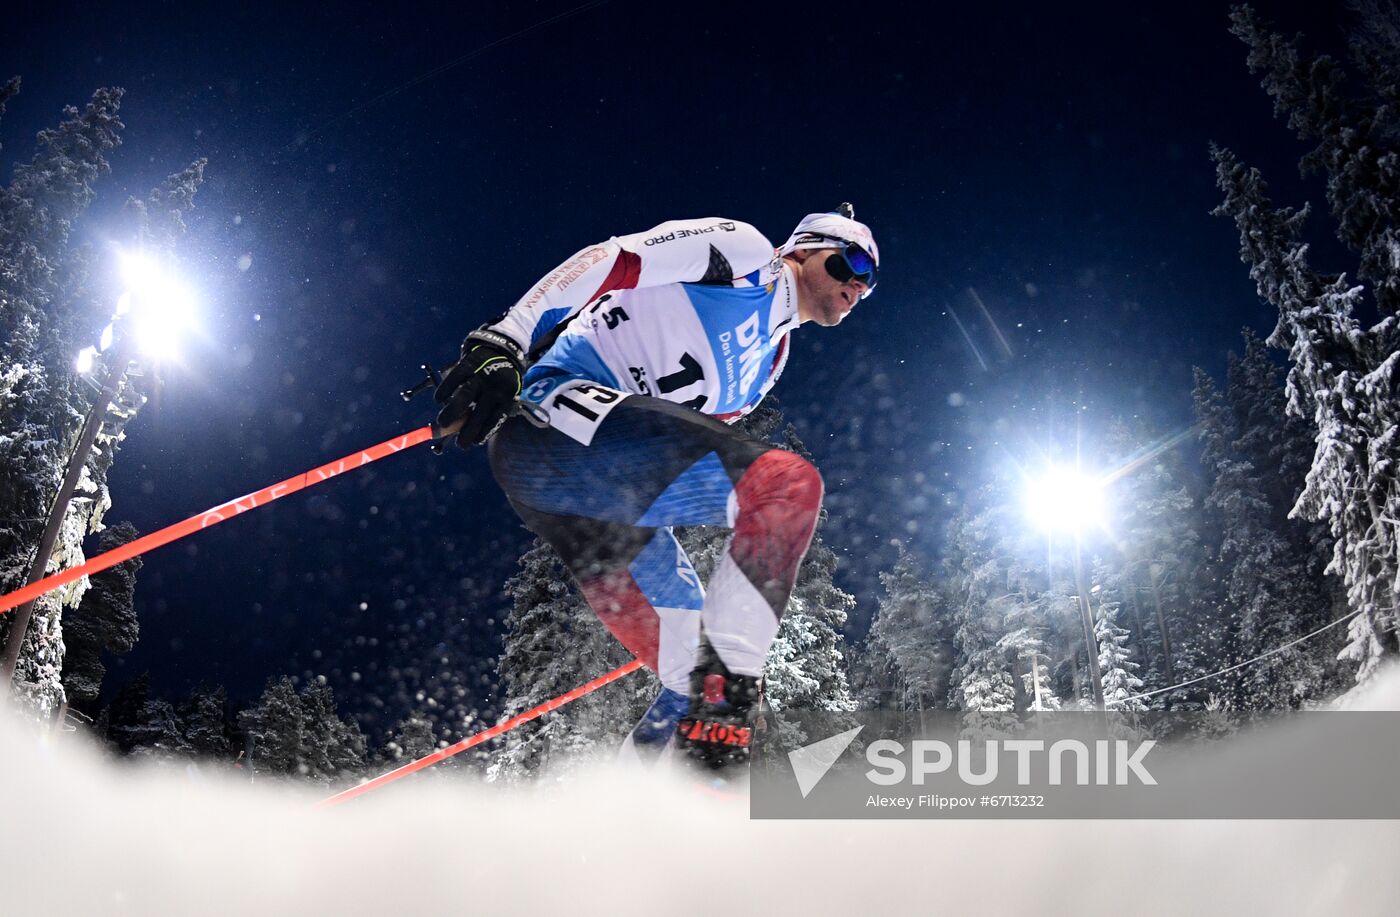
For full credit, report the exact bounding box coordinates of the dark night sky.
[0,1,1352,726]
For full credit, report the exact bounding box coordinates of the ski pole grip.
[399,363,443,402]
[401,362,450,453]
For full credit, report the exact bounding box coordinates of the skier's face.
[795,248,869,326]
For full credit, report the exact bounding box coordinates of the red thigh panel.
[577,570,660,671]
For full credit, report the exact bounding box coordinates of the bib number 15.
[543,380,629,445]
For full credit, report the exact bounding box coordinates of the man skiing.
[434,205,879,772]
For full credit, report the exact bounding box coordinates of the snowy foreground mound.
[5,677,1400,917]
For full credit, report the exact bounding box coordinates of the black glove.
[433,329,525,448]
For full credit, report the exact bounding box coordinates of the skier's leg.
[604,525,702,757]
[699,447,823,675]
[508,504,703,696]
[490,393,824,768]
[506,504,703,762]
[676,448,823,771]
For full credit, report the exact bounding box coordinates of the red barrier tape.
[0,425,436,615]
[316,659,645,809]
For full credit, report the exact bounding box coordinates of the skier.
[434,205,879,772]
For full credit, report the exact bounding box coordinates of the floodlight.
[1025,466,1107,534]
[75,346,97,374]
[118,251,197,359]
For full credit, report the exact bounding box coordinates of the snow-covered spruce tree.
[1101,417,1208,697]
[1194,336,1341,711]
[1091,560,1146,713]
[1250,332,1352,642]
[1222,332,1346,704]
[488,539,657,782]
[0,83,125,713]
[1214,4,1400,680]
[943,504,1017,724]
[863,544,954,713]
[1228,330,1319,518]
[0,78,205,714]
[1020,568,1089,710]
[999,587,1068,713]
[1001,540,1080,714]
[105,672,186,758]
[1194,692,1242,742]
[1188,368,1251,706]
[1229,331,1353,650]
[237,676,366,783]
[178,684,232,759]
[59,521,141,712]
[237,677,303,775]
[1019,650,1060,712]
[381,712,440,766]
[296,681,368,786]
[1232,2,1400,313]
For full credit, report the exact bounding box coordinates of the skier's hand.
[433,330,524,448]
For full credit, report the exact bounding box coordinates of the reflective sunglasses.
[821,241,878,296]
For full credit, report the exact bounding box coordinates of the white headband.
[779,211,880,266]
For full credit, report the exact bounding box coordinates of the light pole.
[0,337,134,688]
[1146,560,1175,684]
[1026,466,1108,711]
[1026,650,1045,711]
[1,252,194,691]
[1071,546,1105,710]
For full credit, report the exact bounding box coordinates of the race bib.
[523,377,630,446]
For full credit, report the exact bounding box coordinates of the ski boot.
[618,686,689,764]
[675,641,760,776]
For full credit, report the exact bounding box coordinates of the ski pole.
[315,658,644,809]
[0,425,437,615]
[0,360,471,616]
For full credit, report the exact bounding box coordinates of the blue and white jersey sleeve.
[484,218,780,357]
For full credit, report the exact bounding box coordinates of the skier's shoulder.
[618,217,774,254]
